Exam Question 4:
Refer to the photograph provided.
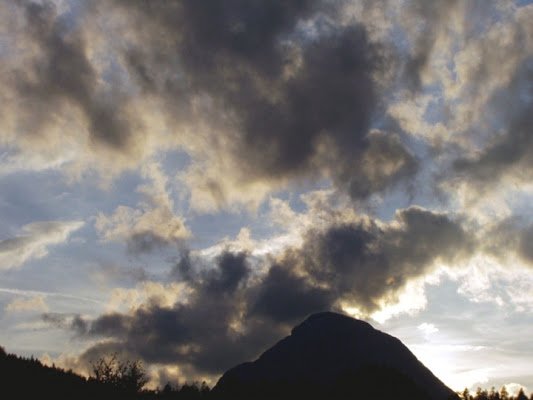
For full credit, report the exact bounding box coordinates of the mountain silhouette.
[213,312,456,399]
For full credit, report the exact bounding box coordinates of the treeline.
[2,345,532,400]
[458,386,531,400]
[0,347,432,400]
[0,345,209,400]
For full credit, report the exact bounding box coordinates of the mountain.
[213,312,456,399]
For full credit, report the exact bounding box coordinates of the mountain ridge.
[214,312,455,400]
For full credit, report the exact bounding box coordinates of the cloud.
[329,129,418,200]
[417,322,439,340]
[68,251,288,378]
[256,206,473,318]
[95,205,189,253]
[0,220,84,270]
[50,205,474,382]
[454,100,533,188]
[480,218,533,269]
[116,0,417,205]
[2,0,531,213]
[250,264,335,323]
[519,224,533,265]
[453,254,533,313]
[42,313,89,336]
[439,4,533,199]
[105,281,193,313]
[94,161,190,252]
[0,288,104,305]
[0,0,421,210]
[505,383,529,397]
[0,1,148,179]
[374,1,533,212]
[5,296,48,312]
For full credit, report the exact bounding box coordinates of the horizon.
[0,310,530,397]
[1,0,533,395]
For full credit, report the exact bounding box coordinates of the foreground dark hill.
[214,312,456,400]
[0,345,97,399]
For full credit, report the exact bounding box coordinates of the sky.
[1,0,533,395]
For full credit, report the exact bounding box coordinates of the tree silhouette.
[501,385,510,400]
[516,388,528,400]
[90,352,148,393]
[489,387,501,400]
[460,388,472,400]
[477,387,489,400]
[458,386,533,400]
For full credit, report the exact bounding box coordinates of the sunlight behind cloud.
[409,343,492,392]
[371,275,432,323]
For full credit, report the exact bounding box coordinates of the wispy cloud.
[0,221,84,270]
[5,296,48,312]
[0,288,103,305]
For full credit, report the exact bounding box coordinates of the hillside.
[213,312,456,399]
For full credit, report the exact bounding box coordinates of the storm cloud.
[1,0,419,206]
[65,206,472,379]
[115,0,416,200]
[255,206,473,318]
[2,0,532,203]
[76,251,287,375]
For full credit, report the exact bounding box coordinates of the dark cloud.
[342,131,418,199]
[484,218,533,267]
[399,0,498,93]
[42,312,67,328]
[204,252,250,295]
[89,312,129,338]
[454,98,533,186]
[71,315,89,335]
[445,11,533,191]
[65,207,472,379]
[76,251,284,375]
[2,0,420,201]
[105,0,415,200]
[250,265,336,323]
[42,313,88,336]
[7,0,531,204]
[400,0,458,93]
[170,250,195,282]
[14,1,135,150]
[127,231,180,255]
[234,25,378,176]
[265,206,473,315]
[519,224,533,264]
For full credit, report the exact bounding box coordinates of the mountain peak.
[214,312,455,400]
[291,311,375,335]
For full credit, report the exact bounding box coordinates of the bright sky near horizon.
[1,0,533,394]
